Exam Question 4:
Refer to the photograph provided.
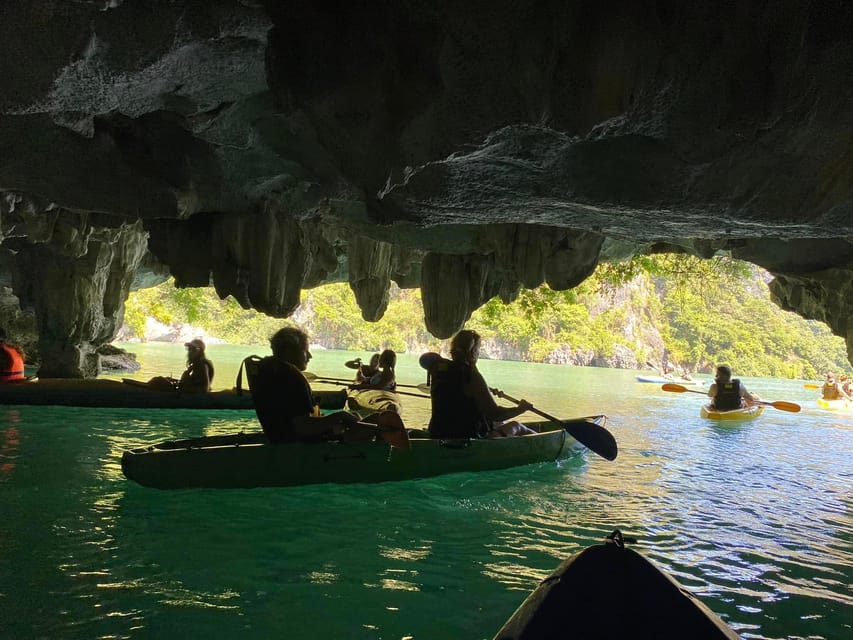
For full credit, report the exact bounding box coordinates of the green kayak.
[120,417,604,489]
[0,377,347,411]
[493,531,740,640]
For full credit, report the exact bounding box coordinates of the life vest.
[712,379,742,411]
[244,355,314,442]
[0,343,25,382]
[822,382,841,400]
[425,357,489,439]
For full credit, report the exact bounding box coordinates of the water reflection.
[0,409,21,481]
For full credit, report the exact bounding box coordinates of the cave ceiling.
[1,0,853,376]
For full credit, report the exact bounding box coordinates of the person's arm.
[351,369,394,391]
[740,384,759,404]
[707,383,717,399]
[292,411,360,438]
[467,369,532,421]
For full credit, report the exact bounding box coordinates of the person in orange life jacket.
[425,329,536,439]
[251,326,373,443]
[0,327,25,383]
[821,373,850,401]
[350,349,396,392]
[707,365,759,410]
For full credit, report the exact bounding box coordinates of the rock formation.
[0,1,852,375]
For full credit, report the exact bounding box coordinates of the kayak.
[636,375,704,386]
[120,417,605,489]
[347,388,403,414]
[816,398,853,411]
[700,404,764,420]
[492,531,740,640]
[0,377,347,411]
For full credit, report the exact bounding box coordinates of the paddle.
[303,372,428,394]
[489,387,618,461]
[661,383,801,413]
[804,383,820,389]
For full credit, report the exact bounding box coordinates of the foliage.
[121,254,851,378]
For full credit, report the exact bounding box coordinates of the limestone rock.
[1,1,853,371]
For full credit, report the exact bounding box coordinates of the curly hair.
[269,326,309,358]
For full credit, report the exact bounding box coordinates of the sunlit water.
[1,344,851,639]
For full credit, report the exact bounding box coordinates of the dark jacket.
[426,357,490,439]
[712,379,743,411]
[248,356,314,443]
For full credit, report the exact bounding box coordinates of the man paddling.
[250,326,381,443]
[707,365,759,410]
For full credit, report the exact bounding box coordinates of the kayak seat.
[235,355,263,395]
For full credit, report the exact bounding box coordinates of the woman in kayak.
[350,349,396,392]
[177,339,215,393]
[144,339,215,393]
[707,364,759,409]
[425,329,535,439]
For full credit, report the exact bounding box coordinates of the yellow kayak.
[700,404,765,420]
[816,398,853,411]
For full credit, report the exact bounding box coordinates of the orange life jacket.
[0,343,25,382]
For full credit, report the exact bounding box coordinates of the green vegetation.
[122,255,850,378]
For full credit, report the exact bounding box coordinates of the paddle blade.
[562,416,618,461]
[766,400,801,413]
[375,411,411,450]
[417,383,431,395]
[803,383,820,390]
[661,383,689,393]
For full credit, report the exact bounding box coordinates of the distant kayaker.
[251,327,374,443]
[178,339,214,393]
[821,373,850,401]
[145,339,214,393]
[707,365,759,410]
[350,349,396,392]
[354,353,381,383]
[0,327,25,383]
[424,329,535,439]
[841,374,852,397]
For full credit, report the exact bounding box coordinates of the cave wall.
[0,1,852,374]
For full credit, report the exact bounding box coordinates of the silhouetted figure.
[249,327,374,443]
[350,349,396,391]
[423,329,535,439]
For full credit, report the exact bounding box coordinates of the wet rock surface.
[1,1,852,373]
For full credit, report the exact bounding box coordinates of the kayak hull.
[120,419,601,489]
[816,398,852,411]
[492,541,740,640]
[0,378,347,411]
[700,404,764,420]
[347,388,403,414]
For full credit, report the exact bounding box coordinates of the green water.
[1,344,851,639]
